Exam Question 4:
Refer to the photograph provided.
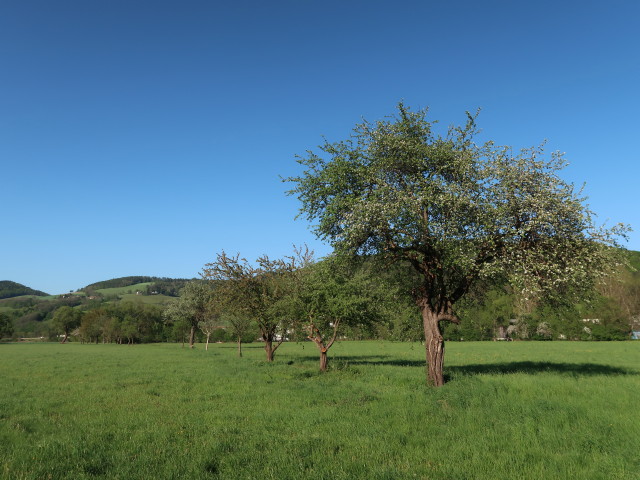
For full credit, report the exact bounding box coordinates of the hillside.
[83,276,192,296]
[0,276,192,340]
[0,281,49,300]
[84,276,159,290]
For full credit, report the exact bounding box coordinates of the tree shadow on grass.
[213,344,265,349]
[447,361,637,378]
[298,355,638,378]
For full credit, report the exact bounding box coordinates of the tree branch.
[325,319,341,350]
[437,313,460,324]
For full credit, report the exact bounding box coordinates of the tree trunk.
[237,336,243,358]
[308,319,340,373]
[422,306,445,387]
[319,348,328,372]
[264,339,275,361]
[60,332,68,344]
[205,333,210,351]
[189,326,196,349]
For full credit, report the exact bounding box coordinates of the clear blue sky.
[1,0,638,294]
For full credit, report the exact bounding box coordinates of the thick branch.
[437,313,460,324]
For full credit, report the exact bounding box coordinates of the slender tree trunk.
[237,336,243,357]
[422,306,445,387]
[189,325,196,349]
[205,333,210,350]
[60,332,68,343]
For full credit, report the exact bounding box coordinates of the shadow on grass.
[447,361,637,378]
[212,344,266,349]
[299,355,638,378]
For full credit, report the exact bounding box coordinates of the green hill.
[0,281,49,300]
[84,276,159,290]
[83,276,191,296]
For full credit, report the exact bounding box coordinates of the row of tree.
[159,249,398,370]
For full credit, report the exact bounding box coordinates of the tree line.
[0,281,48,300]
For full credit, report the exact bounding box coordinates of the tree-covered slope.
[83,276,191,296]
[0,281,48,300]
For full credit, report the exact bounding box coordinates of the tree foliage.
[282,255,385,370]
[163,281,215,348]
[51,306,82,343]
[0,281,48,299]
[0,312,14,339]
[287,103,630,385]
[202,249,311,361]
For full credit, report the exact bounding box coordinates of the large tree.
[287,103,629,386]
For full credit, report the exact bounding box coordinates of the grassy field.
[117,293,175,305]
[94,283,154,297]
[1,341,638,479]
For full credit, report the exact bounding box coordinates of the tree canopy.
[287,103,629,386]
[201,249,312,361]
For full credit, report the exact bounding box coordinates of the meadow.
[1,341,638,479]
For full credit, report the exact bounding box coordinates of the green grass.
[1,341,638,479]
[117,293,175,305]
[94,282,154,297]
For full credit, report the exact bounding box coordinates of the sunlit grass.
[1,341,638,479]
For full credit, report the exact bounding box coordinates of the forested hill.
[84,276,159,290]
[83,276,192,297]
[0,281,49,299]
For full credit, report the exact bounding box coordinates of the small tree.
[163,301,190,347]
[285,256,380,371]
[79,309,109,344]
[0,313,14,339]
[202,250,309,362]
[223,313,253,357]
[287,103,629,386]
[198,303,222,351]
[51,306,82,343]
[164,281,214,349]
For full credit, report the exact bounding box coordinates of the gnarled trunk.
[421,306,445,387]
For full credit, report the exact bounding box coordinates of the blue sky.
[1,0,638,294]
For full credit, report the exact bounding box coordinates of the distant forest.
[0,281,48,300]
